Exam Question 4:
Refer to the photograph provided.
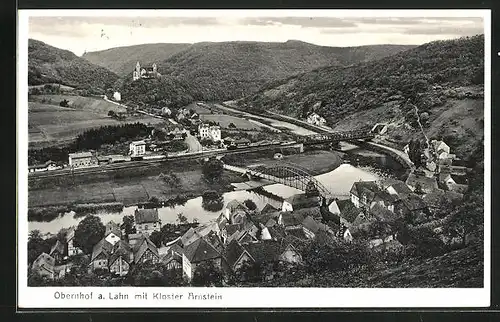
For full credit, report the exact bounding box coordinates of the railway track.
[28,143,295,180]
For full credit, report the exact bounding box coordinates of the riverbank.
[28,150,342,209]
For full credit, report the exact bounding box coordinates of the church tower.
[133,62,141,81]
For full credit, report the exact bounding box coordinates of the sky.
[27,12,485,56]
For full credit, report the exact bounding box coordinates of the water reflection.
[28,164,380,234]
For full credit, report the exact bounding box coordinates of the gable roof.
[242,241,289,263]
[293,207,322,220]
[353,211,376,226]
[33,252,56,269]
[91,238,113,262]
[183,238,221,263]
[284,193,320,210]
[261,203,279,214]
[105,220,122,238]
[216,213,228,231]
[386,181,413,196]
[225,240,251,269]
[109,240,133,266]
[226,200,249,213]
[134,237,159,263]
[134,208,160,224]
[285,227,308,240]
[350,181,380,199]
[281,212,306,227]
[405,174,439,191]
[225,223,241,236]
[370,204,399,222]
[50,240,65,256]
[398,193,427,211]
[336,200,361,223]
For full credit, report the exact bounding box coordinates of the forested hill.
[239,35,485,158]
[82,43,191,76]
[157,41,415,101]
[28,39,119,91]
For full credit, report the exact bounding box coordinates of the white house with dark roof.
[134,208,161,236]
[66,227,83,256]
[182,238,224,281]
[129,140,146,158]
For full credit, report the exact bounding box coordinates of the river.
[28,163,380,234]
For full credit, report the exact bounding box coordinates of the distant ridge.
[28,39,119,91]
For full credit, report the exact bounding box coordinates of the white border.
[17,9,491,309]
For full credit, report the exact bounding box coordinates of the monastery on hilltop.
[133,62,160,81]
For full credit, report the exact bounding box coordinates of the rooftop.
[183,238,221,263]
[284,193,321,210]
[68,152,93,159]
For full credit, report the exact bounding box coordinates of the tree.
[202,157,224,183]
[59,99,69,107]
[444,190,483,247]
[28,230,50,265]
[121,215,136,235]
[149,231,163,248]
[243,199,257,211]
[73,215,106,254]
[191,260,224,287]
[414,182,424,195]
[228,122,236,128]
[108,110,116,117]
[177,213,188,224]
[408,139,424,168]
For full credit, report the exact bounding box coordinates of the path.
[365,141,414,169]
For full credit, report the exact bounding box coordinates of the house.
[448,183,469,194]
[89,238,113,271]
[109,240,133,276]
[161,107,172,116]
[281,193,321,212]
[182,238,224,281]
[371,123,388,135]
[103,224,121,248]
[370,204,399,223]
[181,221,220,247]
[198,123,221,142]
[161,249,183,271]
[129,141,146,158]
[68,152,97,168]
[349,181,380,209]
[393,193,428,218]
[430,140,451,160]
[113,91,121,101]
[328,199,363,227]
[405,173,439,194]
[32,253,55,279]
[49,240,65,264]
[340,225,354,242]
[132,61,160,81]
[164,123,187,140]
[133,236,160,264]
[134,208,161,236]
[278,212,306,230]
[225,240,254,272]
[28,160,62,173]
[383,180,413,199]
[66,228,83,256]
[261,203,279,214]
[306,113,326,126]
[244,241,302,274]
[224,200,249,221]
[301,216,334,239]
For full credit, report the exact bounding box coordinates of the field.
[27,96,166,145]
[29,94,127,115]
[200,114,263,130]
[28,167,245,207]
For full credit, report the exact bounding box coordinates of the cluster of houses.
[32,169,464,283]
[404,139,469,195]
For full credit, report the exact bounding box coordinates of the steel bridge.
[224,162,332,199]
[298,128,374,146]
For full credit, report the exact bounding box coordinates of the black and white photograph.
[17,9,490,308]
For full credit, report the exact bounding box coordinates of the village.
[29,134,470,285]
